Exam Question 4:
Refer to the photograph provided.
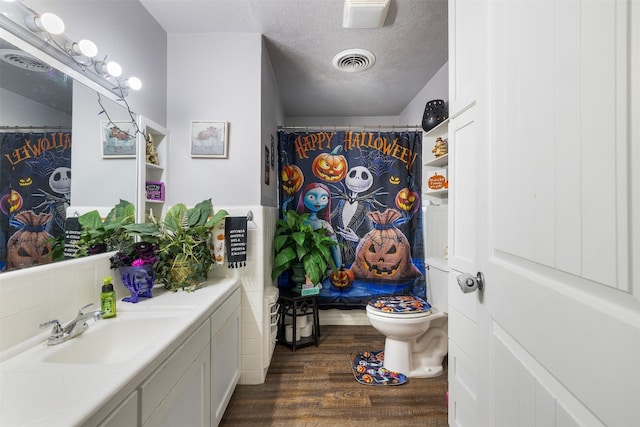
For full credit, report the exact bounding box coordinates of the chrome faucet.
[40,303,103,345]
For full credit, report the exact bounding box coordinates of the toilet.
[366,295,448,378]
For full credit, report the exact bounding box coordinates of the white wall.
[0,88,71,127]
[166,33,262,207]
[400,62,449,124]
[261,38,285,207]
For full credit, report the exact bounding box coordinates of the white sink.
[16,311,191,365]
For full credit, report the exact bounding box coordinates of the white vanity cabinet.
[82,285,241,427]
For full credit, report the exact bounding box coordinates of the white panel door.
[469,1,640,426]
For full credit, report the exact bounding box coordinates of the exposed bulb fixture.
[125,77,142,91]
[24,12,65,35]
[67,39,98,58]
[95,60,122,77]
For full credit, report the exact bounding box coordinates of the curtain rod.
[277,124,423,131]
[0,125,71,131]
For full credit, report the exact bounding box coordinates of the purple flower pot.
[119,265,155,303]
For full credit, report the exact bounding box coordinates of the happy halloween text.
[292,131,418,170]
[4,132,72,166]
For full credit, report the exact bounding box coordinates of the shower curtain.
[0,131,72,271]
[277,130,425,309]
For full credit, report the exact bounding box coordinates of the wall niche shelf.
[136,115,169,223]
[423,118,449,200]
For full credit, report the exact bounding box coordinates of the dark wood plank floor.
[220,325,448,426]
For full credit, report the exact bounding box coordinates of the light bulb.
[125,77,142,91]
[105,61,122,77]
[67,39,98,58]
[95,61,122,77]
[25,12,65,35]
[77,39,98,57]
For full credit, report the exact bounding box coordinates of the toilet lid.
[367,295,431,315]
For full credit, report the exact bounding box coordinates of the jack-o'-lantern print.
[281,163,304,195]
[350,209,421,281]
[312,146,348,182]
[395,187,420,213]
[6,210,53,270]
[330,267,354,290]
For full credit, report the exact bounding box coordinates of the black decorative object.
[421,99,448,132]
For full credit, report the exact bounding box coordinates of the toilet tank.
[427,261,449,313]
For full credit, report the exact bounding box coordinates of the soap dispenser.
[101,277,116,318]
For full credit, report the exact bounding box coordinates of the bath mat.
[351,350,407,386]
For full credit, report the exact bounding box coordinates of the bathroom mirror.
[0,35,137,271]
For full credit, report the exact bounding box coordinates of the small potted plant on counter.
[124,199,228,292]
[109,241,159,303]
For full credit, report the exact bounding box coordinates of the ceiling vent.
[0,49,49,72]
[332,49,376,73]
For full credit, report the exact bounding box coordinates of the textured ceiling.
[140,0,448,118]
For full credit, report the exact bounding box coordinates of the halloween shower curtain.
[277,130,425,309]
[0,131,72,271]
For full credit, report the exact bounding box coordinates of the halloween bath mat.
[351,350,407,386]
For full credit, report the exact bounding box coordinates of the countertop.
[0,278,240,427]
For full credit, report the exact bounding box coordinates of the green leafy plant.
[271,210,339,286]
[75,199,136,256]
[124,199,227,291]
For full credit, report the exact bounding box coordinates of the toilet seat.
[367,295,432,319]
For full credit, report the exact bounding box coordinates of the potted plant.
[271,210,339,292]
[75,199,136,256]
[124,199,228,291]
[109,241,159,303]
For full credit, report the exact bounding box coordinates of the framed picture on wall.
[101,121,136,158]
[190,121,228,158]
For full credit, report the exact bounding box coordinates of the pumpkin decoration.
[281,163,304,195]
[427,172,447,191]
[330,267,355,290]
[349,209,422,281]
[6,210,53,270]
[312,146,348,182]
[395,187,420,213]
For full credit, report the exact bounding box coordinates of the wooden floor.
[220,325,448,426]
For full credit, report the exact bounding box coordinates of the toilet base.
[383,337,445,378]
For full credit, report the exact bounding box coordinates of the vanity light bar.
[8,4,142,97]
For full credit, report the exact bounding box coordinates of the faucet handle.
[39,319,63,335]
[78,303,94,315]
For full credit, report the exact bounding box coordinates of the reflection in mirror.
[0,37,137,272]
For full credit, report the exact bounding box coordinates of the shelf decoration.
[432,137,448,158]
[145,181,165,202]
[190,121,228,158]
[145,133,159,165]
[427,168,448,192]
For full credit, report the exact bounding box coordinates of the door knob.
[457,272,485,293]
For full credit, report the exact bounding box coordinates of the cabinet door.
[144,344,211,427]
[141,320,211,425]
[211,304,241,426]
[97,391,138,427]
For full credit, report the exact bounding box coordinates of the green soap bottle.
[101,277,116,318]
